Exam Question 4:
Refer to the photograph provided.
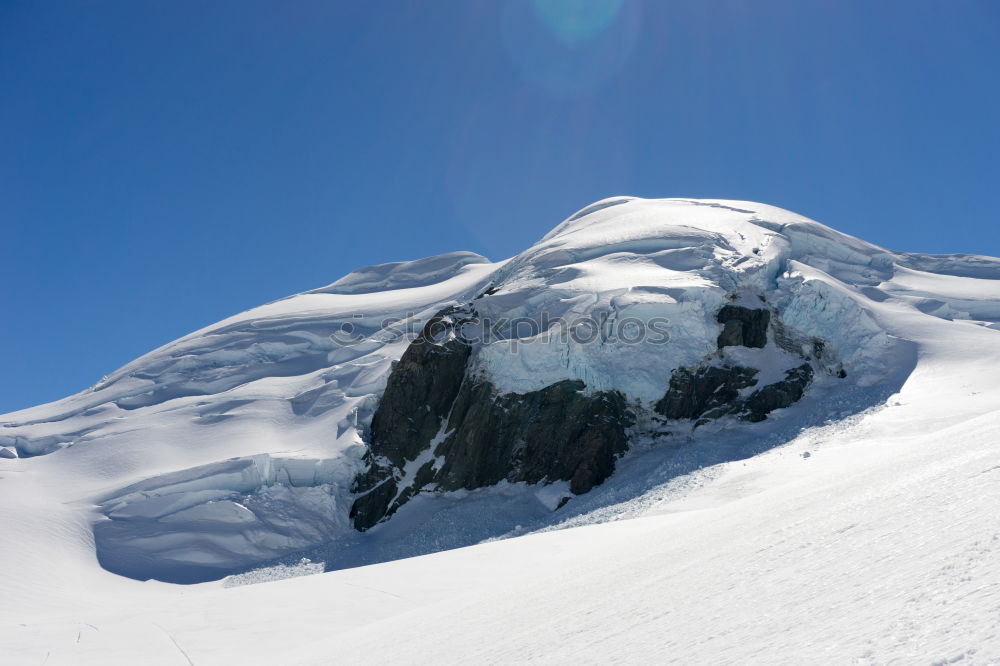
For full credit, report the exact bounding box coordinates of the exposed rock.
[716,305,770,348]
[354,299,828,531]
[434,379,632,496]
[348,473,399,532]
[717,320,745,348]
[742,364,814,422]
[654,365,759,421]
[364,305,474,466]
[351,307,635,532]
[350,306,475,531]
[655,361,815,425]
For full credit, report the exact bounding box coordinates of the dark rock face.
[716,305,770,348]
[655,362,815,425]
[743,364,813,422]
[434,380,632,497]
[651,302,815,423]
[350,308,634,532]
[364,306,473,466]
[654,365,759,421]
[353,298,828,532]
[350,307,474,531]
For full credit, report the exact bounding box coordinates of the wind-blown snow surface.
[3,198,1000,664]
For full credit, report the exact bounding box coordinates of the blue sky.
[2,0,999,413]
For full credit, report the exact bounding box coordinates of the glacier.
[2,197,1000,664]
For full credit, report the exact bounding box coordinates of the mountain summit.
[2,198,999,588]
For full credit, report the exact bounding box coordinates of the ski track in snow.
[2,197,1000,664]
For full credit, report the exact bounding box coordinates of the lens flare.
[502,0,640,98]
[530,0,625,46]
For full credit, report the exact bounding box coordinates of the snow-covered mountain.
[3,197,1000,664]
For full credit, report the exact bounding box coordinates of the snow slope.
[2,197,1000,664]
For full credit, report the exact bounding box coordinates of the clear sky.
[2,1,999,414]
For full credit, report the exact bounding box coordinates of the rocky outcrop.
[350,308,634,531]
[654,365,759,421]
[658,301,819,424]
[349,307,474,531]
[433,379,632,496]
[361,306,474,468]
[654,362,814,425]
[743,364,813,422]
[717,305,770,349]
[353,296,831,531]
